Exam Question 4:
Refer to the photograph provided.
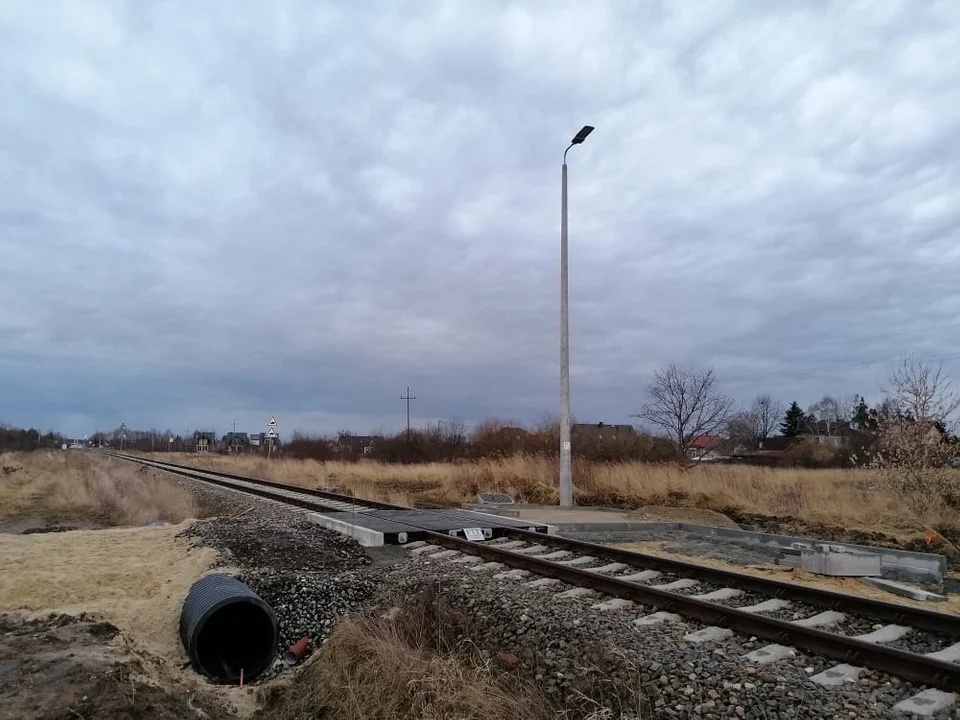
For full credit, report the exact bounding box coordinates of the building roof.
[689,434,722,449]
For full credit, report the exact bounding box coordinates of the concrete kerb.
[535,519,946,582]
[675,523,947,582]
[305,512,385,547]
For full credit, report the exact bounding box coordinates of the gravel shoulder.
[383,545,945,719]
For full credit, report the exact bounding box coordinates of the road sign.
[266,429,278,439]
[267,416,278,428]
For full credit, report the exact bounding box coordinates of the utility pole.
[400,386,416,438]
[559,125,595,508]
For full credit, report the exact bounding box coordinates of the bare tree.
[884,354,960,426]
[751,394,783,439]
[807,395,847,436]
[633,364,735,460]
[725,410,757,447]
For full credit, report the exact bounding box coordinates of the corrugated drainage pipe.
[179,574,278,684]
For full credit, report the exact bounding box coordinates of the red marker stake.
[240,668,244,688]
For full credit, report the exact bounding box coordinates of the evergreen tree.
[851,394,872,431]
[780,401,805,437]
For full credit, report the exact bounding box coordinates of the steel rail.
[116,453,960,637]
[107,452,960,690]
[425,532,960,692]
[109,453,406,510]
[502,528,960,638]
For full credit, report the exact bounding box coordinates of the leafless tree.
[633,364,735,460]
[725,411,757,447]
[751,394,783,439]
[884,354,960,426]
[807,395,848,436]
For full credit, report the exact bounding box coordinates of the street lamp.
[559,124,594,507]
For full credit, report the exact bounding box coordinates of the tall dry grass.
[173,453,958,535]
[0,451,199,526]
[258,589,555,720]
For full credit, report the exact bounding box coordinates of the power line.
[400,386,416,437]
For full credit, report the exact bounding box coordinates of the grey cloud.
[2,0,960,438]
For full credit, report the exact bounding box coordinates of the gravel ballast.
[178,507,384,679]
[378,544,951,719]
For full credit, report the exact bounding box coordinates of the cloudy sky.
[3,1,960,438]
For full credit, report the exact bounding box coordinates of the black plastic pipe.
[179,574,278,683]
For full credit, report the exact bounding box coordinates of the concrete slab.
[853,624,911,644]
[305,512,385,547]
[618,570,662,583]
[526,578,561,589]
[861,577,948,602]
[683,627,733,644]
[470,562,505,572]
[652,578,700,591]
[555,587,595,599]
[592,598,635,611]
[411,544,441,555]
[810,664,862,687]
[488,540,527,550]
[801,547,881,577]
[513,544,549,555]
[738,599,792,614]
[926,642,960,663]
[743,644,794,664]
[634,611,683,627]
[494,568,530,580]
[535,550,573,560]
[586,562,629,575]
[893,689,956,717]
[792,611,845,628]
[693,587,742,601]
[428,550,460,560]
[557,555,598,567]
[451,554,484,564]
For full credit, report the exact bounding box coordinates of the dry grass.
[174,453,960,537]
[257,590,554,720]
[0,451,200,527]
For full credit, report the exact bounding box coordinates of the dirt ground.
[0,523,261,719]
[0,613,222,720]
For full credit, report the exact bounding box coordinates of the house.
[572,422,635,441]
[686,434,725,460]
[335,433,380,455]
[193,431,216,453]
[222,432,250,453]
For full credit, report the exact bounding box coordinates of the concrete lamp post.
[559,124,594,508]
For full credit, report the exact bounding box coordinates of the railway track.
[110,453,960,712]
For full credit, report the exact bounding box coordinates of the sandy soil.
[616,540,960,614]
[625,505,741,529]
[0,523,262,717]
[501,504,740,529]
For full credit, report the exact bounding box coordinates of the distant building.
[193,431,216,453]
[335,433,380,455]
[686,434,725,461]
[572,422,635,441]
[222,432,250,453]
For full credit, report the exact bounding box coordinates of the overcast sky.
[3,1,960,438]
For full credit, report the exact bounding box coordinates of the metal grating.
[476,492,514,505]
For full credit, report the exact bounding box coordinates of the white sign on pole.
[463,528,485,542]
[267,416,278,428]
[266,429,278,439]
